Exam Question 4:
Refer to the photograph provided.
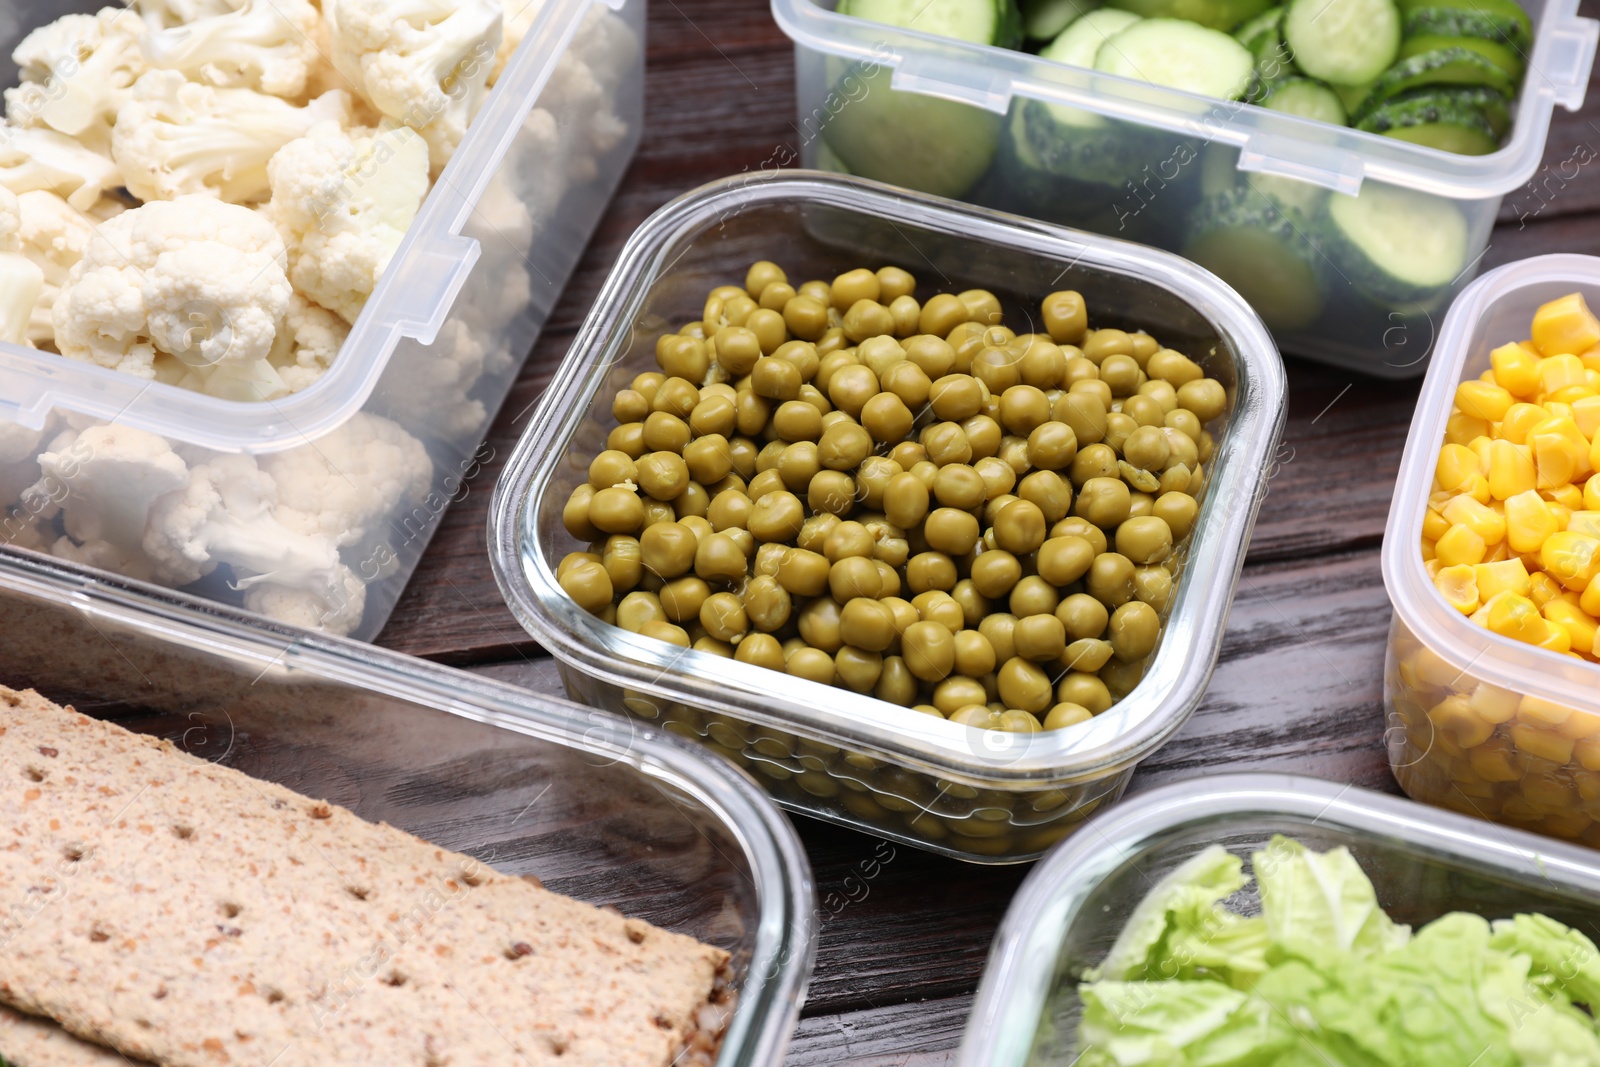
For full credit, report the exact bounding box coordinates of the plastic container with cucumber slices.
[773,0,1598,377]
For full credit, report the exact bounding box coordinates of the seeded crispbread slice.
[0,687,728,1067]
[0,1005,136,1067]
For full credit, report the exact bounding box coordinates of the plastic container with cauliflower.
[0,0,645,639]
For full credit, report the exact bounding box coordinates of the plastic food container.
[0,546,815,1067]
[489,170,1287,863]
[0,0,644,639]
[957,772,1600,1066]
[771,0,1598,378]
[1383,253,1600,846]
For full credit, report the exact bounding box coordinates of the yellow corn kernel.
[1422,508,1451,541]
[1469,744,1521,782]
[1586,473,1600,511]
[1540,530,1600,590]
[1542,811,1591,839]
[1487,592,1547,643]
[1532,293,1600,357]
[1545,483,1586,511]
[1456,379,1515,421]
[1525,774,1579,810]
[1578,736,1600,771]
[1502,796,1546,822]
[1436,443,1483,493]
[1469,435,1495,468]
[1511,723,1577,764]
[1535,414,1592,463]
[1423,543,1438,565]
[1550,385,1599,406]
[1411,645,1465,688]
[1529,571,1567,608]
[1536,620,1573,653]
[1487,439,1537,500]
[1500,403,1550,444]
[1433,564,1480,614]
[1441,494,1506,544]
[1533,429,1588,490]
[1436,523,1488,567]
[1492,341,1543,397]
[1546,401,1577,422]
[1542,354,1593,393]
[1574,395,1600,439]
[1557,708,1600,740]
[1582,346,1600,374]
[1505,490,1559,553]
[1428,694,1495,748]
[1474,558,1531,600]
[1464,473,1491,504]
[1570,511,1600,537]
[1551,503,1575,532]
[1581,572,1600,617]
[1545,598,1599,654]
[1482,539,1513,563]
[1469,681,1520,724]
[1445,412,1490,446]
[1578,770,1600,800]
[1429,488,1456,512]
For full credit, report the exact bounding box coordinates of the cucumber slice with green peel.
[1356,85,1507,136]
[1024,0,1103,38]
[1364,46,1517,103]
[1382,121,1500,152]
[1094,18,1256,99]
[1103,0,1271,31]
[1008,97,1154,185]
[1184,188,1325,330]
[1334,80,1376,113]
[838,0,1025,47]
[1284,0,1401,85]
[1234,6,1284,54]
[1197,146,1331,216]
[822,62,1003,199]
[1043,8,1144,68]
[1402,6,1532,51]
[1398,33,1523,79]
[1323,182,1469,301]
[1262,77,1348,123]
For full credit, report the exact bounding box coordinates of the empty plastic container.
[490,170,1287,863]
[0,544,816,1066]
[772,0,1597,377]
[0,0,645,638]
[1384,253,1600,846]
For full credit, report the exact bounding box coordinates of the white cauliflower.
[324,0,502,172]
[0,125,122,211]
[243,564,366,635]
[264,119,429,323]
[112,70,349,203]
[267,293,349,393]
[13,190,100,348]
[52,196,293,388]
[141,0,321,99]
[489,0,547,86]
[0,416,52,508]
[0,188,44,347]
[260,411,432,549]
[3,8,147,153]
[133,0,239,31]
[26,423,189,577]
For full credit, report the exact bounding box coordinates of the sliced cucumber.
[1363,46,1518,104]
[838,0,1025,47]
[1008,97,1151,185]
[1323,182,1469,301]
[1103,0,1271,31]
[1356,85,1507,137]
[1234,6,1284,54]
[1398,33,1523,80]
[1094,18,1256,99]
[1399,0,1531,51]
[1383,121,1499,152]
[1334,80,1376,113]
[1184,187,1325,330]
[1283,0,1401,85]
[1262,77,1348,123]
[1043,8,1144,68]
[1024,0,1103,39]
[822,62,1003,199]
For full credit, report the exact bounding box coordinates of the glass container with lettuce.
[1076,835,1600,1065]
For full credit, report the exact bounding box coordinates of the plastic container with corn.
[1385,254,1600,844]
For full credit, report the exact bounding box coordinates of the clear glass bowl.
[490,170,1287,863]
[957,772,1600,1066]
[0,549,815,1067]
[1383,253,1600,846]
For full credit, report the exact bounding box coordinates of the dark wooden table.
[375,3,1600,1060]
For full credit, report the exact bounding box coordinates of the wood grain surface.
[376,1,1600,1061]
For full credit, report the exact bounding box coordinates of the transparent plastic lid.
[771,0,1597,198]
[0,0,617,453]
[1383,252,1600,714]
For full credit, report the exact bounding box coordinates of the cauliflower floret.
[267,293,349,393]
[26,423,188,575]
[324,0,502,172]
[259,411,432,548]
[141,0,321,99]
[112,70,349,203]
[264,119,429,324]
[133,0,238,30]
[0,125,122,211]
[52,196,293,387]
[3,8,147,153]
[242,564,367,635]
[0,188,44,347]
[13,190,96,348]
[489,0,547,86]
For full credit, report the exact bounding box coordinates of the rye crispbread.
[0,687,729,1067]
[0,1005,135,1067]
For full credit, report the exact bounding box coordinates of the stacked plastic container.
[771,0,1597,377]
[0,0,645,639]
